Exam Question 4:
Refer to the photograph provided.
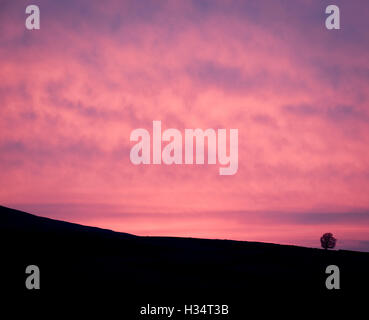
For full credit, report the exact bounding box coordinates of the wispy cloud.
[1,0,369,250]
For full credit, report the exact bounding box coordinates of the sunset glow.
[1,0,369,251]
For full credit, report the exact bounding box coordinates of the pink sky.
[1,0,369,251]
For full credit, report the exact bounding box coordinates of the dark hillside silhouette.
[1,205,368,314]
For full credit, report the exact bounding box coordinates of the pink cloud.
[1,0,369,250]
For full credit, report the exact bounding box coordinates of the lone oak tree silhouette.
[320,233,337,250]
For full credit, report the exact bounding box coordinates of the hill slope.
[1,205,368,312]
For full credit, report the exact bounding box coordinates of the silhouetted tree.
[320,233,336,250]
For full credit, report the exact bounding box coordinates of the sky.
[1,0,369,251]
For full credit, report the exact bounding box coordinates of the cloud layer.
[1,0,369,250]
